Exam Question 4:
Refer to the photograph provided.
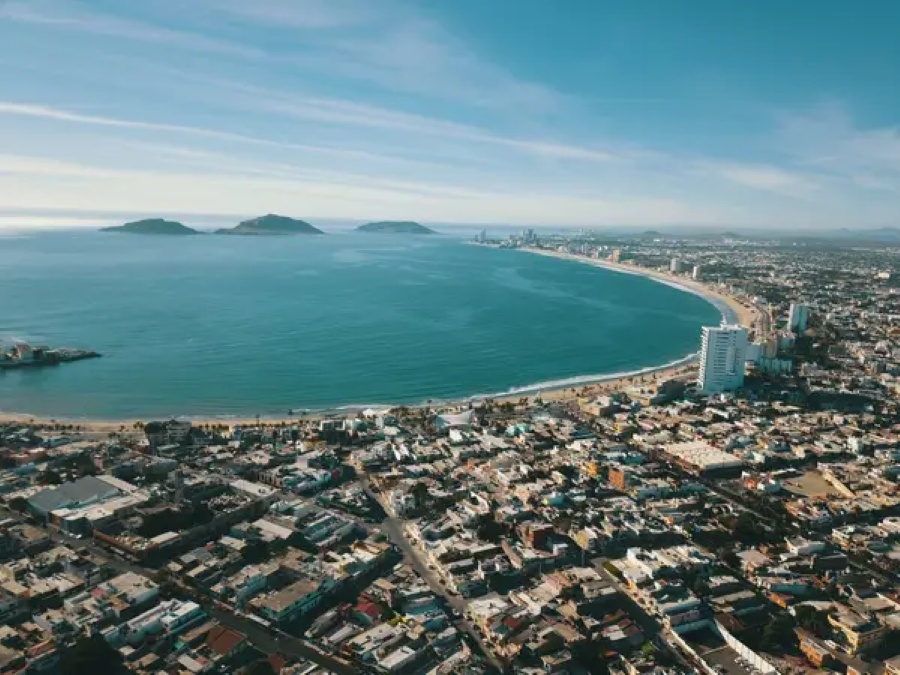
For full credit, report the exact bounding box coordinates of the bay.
[0,231,720,419]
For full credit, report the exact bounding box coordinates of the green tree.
[795,605,830,635]
[759,613,795,652]
[238,659,275,675]
[37,469,63,485]
[60,634,126,675]
[410,482,429,507]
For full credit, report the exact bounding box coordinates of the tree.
[475,514,509,543]
[37,469,63,485]
[60,634,126,675]
[238,659,275,675]
[795,605,830,635]
[570,639,610,675]
[721,549,742,569]
[759,613,795,652]
[410,481,429,508]
[241,538,270,565]
[7,496,29,513]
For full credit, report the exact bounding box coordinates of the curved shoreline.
[0,245,750,429]
[517,246,754,327]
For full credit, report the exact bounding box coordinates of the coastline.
[0,245,751,431]
[517,246,756,328]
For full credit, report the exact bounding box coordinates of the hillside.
[356,221,435,234]
[216,214,324,236]
[101,219,201,235]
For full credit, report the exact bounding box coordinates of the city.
[1,233,899,674]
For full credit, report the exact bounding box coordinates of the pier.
[0,342,101,370]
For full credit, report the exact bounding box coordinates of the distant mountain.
[356,221,435,235]
[216,214,324,236]
[101,218,201,235]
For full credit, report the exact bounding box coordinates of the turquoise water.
[0,231,720,419]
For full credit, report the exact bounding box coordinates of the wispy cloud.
[0,99,620,166]
[1,0,261,58]
[205,0,566,115]
[206,0,373,29]
[700,161,822,198]
[776,103,900,185]
[1,2,898,228]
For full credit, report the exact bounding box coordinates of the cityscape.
[1,232,899,675]
[3,2,900,675]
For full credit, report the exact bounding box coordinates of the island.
[355,221,435,235]
[215,214,324,236]
[101,219,201,235]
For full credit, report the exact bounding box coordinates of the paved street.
[361,479,505,672]
[1,506,359,674]
[208,607,359,675]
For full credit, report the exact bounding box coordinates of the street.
[361,479,505,672]
[208,607,359,675]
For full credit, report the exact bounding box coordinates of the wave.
[466,351,699,400]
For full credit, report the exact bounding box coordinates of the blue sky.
[1,0,899,229]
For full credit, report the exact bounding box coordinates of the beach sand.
[523,247,757,328]
[0,248,752,432]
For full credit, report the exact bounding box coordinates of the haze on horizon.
[1,0,898,231]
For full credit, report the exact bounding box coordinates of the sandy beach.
[522,246,757,328]
[0,357,698,433]
[0,247,752,432]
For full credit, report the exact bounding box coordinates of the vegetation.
[101,218,200,235]
[216,214,324,235]
[237,659,276,675]
[795,605,831,634]
[356,221,435,234]
[60,634,127,674]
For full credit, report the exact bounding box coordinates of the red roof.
[268,652,288,672]
[354,600,383,619]
[205,624,246,656]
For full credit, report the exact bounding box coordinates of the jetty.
[0,342,101,370]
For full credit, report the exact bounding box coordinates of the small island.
[101,219,201,235]
[215,214,324,236]
[356,221,435,235]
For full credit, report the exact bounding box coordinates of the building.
[691,265,702,281]
[144,419,192,448]
[698,324,748,393]
[788,303,810,333]
[663,441,743,475]
[669,258,685,273]
[827,608,887,655]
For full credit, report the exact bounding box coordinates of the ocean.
[0,230,720,419]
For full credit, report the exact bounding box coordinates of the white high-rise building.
[788,303,810,333]
[698,325,749,393]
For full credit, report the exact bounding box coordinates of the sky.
[1,0,899,230]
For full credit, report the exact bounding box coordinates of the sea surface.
[0,231,720,419]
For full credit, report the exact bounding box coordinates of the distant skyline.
[1,0,899,230]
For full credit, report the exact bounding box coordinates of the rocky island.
[215,214,324,236]
[101,219,201,235]
[355,221,435,234]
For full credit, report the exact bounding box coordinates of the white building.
[669,258,685,273]
[698,325,748,393]
[691,265,702,281]
[788,303,810,333]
